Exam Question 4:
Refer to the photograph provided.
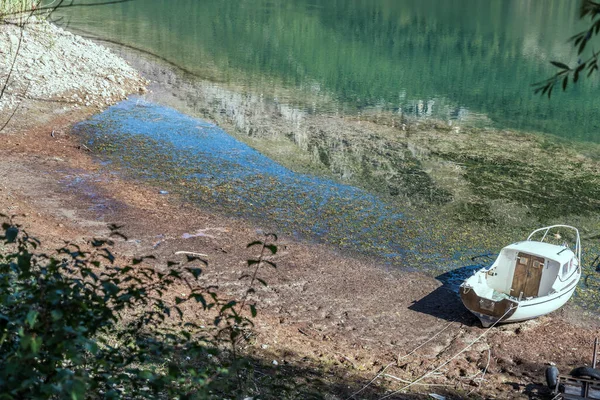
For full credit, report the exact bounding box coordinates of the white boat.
[460,225,581,328]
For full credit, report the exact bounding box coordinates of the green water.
[62,0,599,141]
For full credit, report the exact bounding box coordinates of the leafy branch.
[533,0,600,97]
[0,215,277,399]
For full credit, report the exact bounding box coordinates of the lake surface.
[61,0,599,141]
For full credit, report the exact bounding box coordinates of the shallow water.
[74,98,474,268]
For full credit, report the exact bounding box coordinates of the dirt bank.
[1,21,600,400]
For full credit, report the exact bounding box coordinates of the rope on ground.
[345,319,455,400]
[383,374,450,387]
[397,319,455,363]
[467,347,491,396]
[345,362,394,400]
[377,306,515,400]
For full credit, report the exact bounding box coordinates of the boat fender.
[545,366,559,389]
[569,366,600,380]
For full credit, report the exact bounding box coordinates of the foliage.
[533,0,600,97]
[0,215,277,399]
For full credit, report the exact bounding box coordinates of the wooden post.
[584,338,598,398]
[593,337,598,369]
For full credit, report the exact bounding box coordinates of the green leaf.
[257,278,268,287]
[69,379,86,400]
[174,306,183,318]
[101,249,115,263]
[84,340,98,355]
[550,61,570,70]
[185,267,203,278]
[191,293,207,308]
[250,304,257,317]
[246,240,263,248]
[20,334,31,350]
[265,244,277,255]
[26,310,38,328]
[542,84,550,95]
[185,254,207,264]
[220,301,237,312]
[562,76,568,91]
[132,256,155,265]
[573,62,586,84]
[51,310,63,321]
[5,227,18,243]
[139,369,154,380]
[579,38,587,55]
[30,336,42,354]
[168,364,179,377]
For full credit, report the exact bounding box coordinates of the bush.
[0,215,277,399]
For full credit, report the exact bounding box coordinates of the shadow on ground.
[408,255,495,327]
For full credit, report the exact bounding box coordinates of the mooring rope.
[345,319,456,400]
[377,305,516,400]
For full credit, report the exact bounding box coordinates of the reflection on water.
[116,55,453,205]
[61,0,600,141]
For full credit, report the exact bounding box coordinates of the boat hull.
[460,286,518,327]
[460,283,578,328]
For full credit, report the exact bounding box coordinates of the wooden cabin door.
[511,253,545,298]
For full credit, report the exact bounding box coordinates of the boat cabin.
[485,241,578,300]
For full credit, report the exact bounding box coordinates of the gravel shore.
[0,18,147,113]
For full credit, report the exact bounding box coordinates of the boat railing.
[527,225,581,263]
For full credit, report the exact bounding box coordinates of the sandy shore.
[2,20,600,400]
